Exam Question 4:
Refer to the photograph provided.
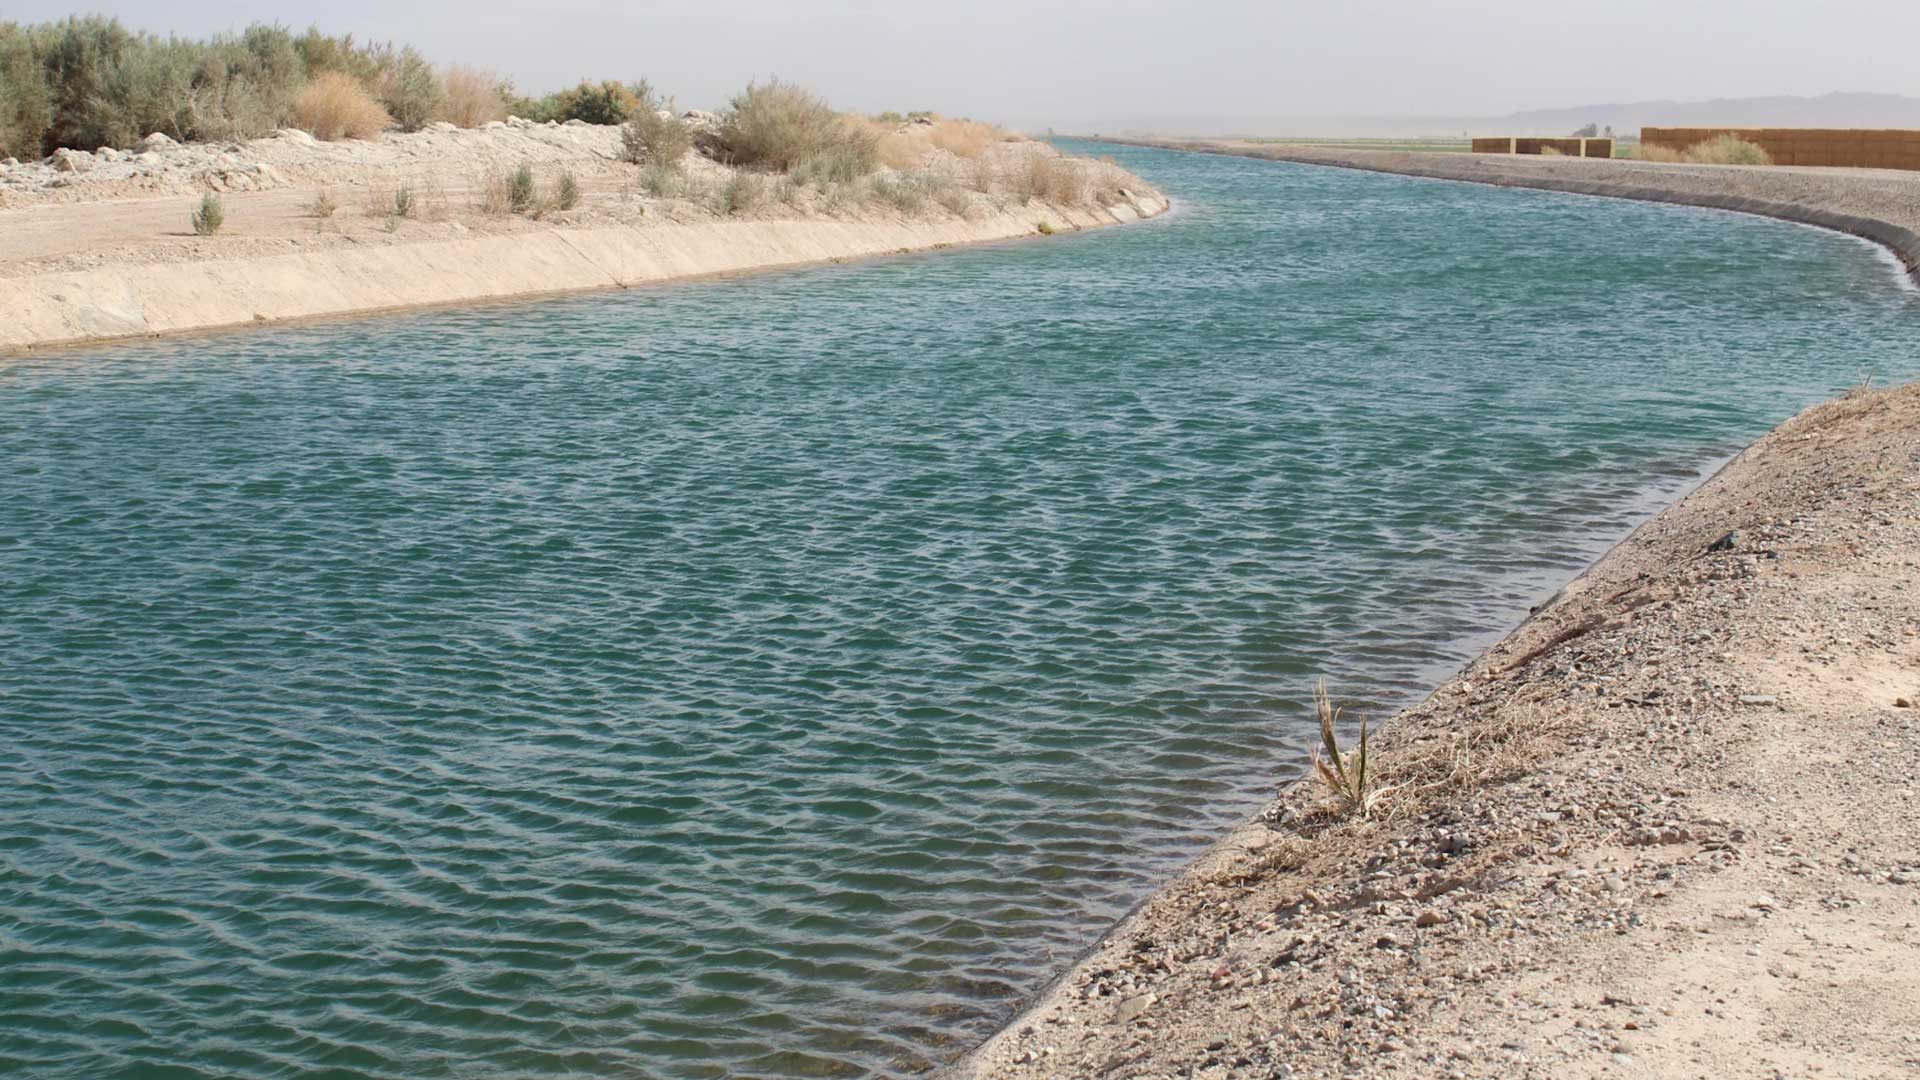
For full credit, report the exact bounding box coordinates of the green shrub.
[621,89,692,166]
[715,172,765,215]
[522,79,639,125]
[190,192,224,234]
[554,170,580,210]
[717,78,876,173]
[638,163,684,197]
[392,183,414,217]
[789,149,871,187]
[508,162,536,212]
[366,44,441,132]
[0,25,53,158]
[868,173,929,213]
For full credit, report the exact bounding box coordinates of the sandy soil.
[0,121,1164,350]
[1105,140,1920,283]
[955,379,1920,1078]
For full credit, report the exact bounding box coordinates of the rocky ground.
[1105,140,1920,283]
[956,381,1920,1079]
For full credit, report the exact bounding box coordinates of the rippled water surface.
[5,142,1919,1078]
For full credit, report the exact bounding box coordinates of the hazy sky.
[14,1,1920,129]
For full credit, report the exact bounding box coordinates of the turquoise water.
[3,142,1917,1079]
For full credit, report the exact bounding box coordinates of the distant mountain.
[1496,92,1920,135]
[1099,93,1920,140]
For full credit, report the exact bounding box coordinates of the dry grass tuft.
[1681,133,1772,165]
[437,65,507,128]
[1630,136,1771,166]
[871,117,1006,170]
[1311,681,1397,818]
[294,71,393,141]
[306,188,338,218]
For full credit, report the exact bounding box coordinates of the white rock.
[273,127,317,146]
[140,132,175,150]
[51,148,95,173]
[426,121,459,133]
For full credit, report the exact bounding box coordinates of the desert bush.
[867,174,924,213]
[638,162,684,197]
[294,70,391,140]
[392,183,415,218]
[1007,152,1078,203]
[306,188,337,217]
[524,79,640,125]
[934,184,974,218]
[789,148,872,187]
[714,172,766,215]
[930,118,1000,158]
[437,64,507,127]
[553,170,580,210]
[621,85,691,165]
[718,78,877,172]
[508,162,536,212]
[0,25,55,158]
[292,26,380,85]
[1682,133,1771,165]
[475,165,509,213]
[190,192,223,234]
[365,44,441,131]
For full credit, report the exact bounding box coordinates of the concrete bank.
[954,378,1920,1078]
[1107,138,1920,284]
[1,194,1168,354]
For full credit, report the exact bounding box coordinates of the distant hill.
[1497,92,1920,135]
[1104,93,1920,140]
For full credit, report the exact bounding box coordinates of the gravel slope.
[956,380,1920,1078]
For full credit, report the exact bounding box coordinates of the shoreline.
[953,143,1920,1078]
[1099,138,1920,285]
[956,378,1920,1078]
[0,195,1168,356]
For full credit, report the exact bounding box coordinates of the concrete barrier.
[1642,127,1920,171]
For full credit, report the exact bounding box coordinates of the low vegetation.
[437,64,506,128]
[1631,134,1773,166]
[620,85,692,166]
[294,71,390,141]
[717,79,877,172]
[190,192,223,235]
[553,170,580,211]
[1311,680,1396,818]
[507,163,536,213]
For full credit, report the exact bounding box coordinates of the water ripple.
[3,141,1918,1078]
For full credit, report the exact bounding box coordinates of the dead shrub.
[294,71,392,141]
[437,65,507,128]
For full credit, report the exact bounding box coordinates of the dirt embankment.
[1105,139,1920,284]
[0,122,1166,354]
[957,380,1920,1078]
